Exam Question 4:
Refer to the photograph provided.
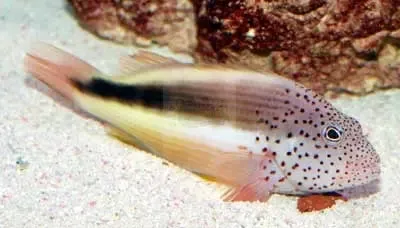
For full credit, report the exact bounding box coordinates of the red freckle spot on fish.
[281,161,286,167]
[265,176,270,181]
[270,170,276,175]
[292,163,299,169]
[272,152,277,156]
[263,166,267,170]
[262,147,268,152]
[279,178,285,182]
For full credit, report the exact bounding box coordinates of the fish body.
[24,43,381,202]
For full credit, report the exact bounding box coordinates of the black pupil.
[327,128,340,140]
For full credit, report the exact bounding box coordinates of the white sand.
[0,1,399,227]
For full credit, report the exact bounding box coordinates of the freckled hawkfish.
[24,42,380,202]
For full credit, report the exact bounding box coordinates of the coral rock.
[67,0,196,53]
[68,0,400,95]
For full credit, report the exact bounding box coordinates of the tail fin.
[24,42,102,100]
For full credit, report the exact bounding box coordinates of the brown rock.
[67,0,197,53]
[195,0,400,95]
[67,0,400,95]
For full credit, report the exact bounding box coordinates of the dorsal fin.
[118,50,182,75]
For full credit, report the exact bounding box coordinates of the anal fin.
[106,125,161,157]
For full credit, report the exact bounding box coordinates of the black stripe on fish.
[72,77,293,129]
[73,78,168,108]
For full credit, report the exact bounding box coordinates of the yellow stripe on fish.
[24,42,381,202]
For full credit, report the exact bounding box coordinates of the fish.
[24,42,381,202]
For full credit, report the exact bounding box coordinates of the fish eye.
[323,126,343,142]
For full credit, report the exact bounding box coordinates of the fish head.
[264,83,382,194]
[283,102,381,193]
[322,113,381,190]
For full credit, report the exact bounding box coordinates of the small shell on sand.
[297,193,347,213]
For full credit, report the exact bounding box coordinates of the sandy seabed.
[0,1,399,227]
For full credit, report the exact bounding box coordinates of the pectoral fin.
[218,153,281,202]
[222,179,277,202]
